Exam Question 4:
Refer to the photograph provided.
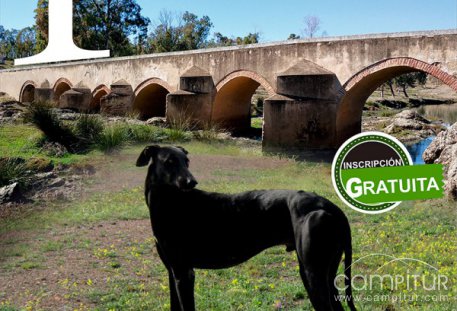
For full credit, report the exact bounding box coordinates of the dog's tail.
[343,222,357,311]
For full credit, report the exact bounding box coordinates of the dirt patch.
[0,150,291,309]
[0,219,155,309]
[83,151,290,196]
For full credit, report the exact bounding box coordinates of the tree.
[34,0,48,53]
[148,10,213,52]
[303,15,321,38]
[394,72,427,97]
[287,33,300,40]
[35,0,150,57]
[15,27,36,58]
[380,72,428,98]
[180,12,213,50]
[210,31,260,47]
[0,27,19,59]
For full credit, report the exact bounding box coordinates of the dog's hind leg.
[167,272,181,311]
[171,267,196,311]
[293,210,342,311]
[327,249,345,311]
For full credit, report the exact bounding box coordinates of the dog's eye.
[166,159,174,165]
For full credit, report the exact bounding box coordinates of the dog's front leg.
[171,267,196,311]
[168,271,181,311]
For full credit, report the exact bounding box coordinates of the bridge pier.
[59,83,92,111]
[34,81,54,103]
[100,79,134,116]
[166,67,215,126]
[263,63,341,150]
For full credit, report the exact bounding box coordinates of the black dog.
[136,145,356,311]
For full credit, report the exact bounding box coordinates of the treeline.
[381,72,428,98]
[0,0,260,60]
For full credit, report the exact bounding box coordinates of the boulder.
[384,110,437,141]
[423,123,457,200]
[0,183,21,204]
[146,117,168,127]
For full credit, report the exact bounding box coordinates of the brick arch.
[336,57,457,145]
[213,70,275,133]
[19,80,37,103]
[216,70,275,95]
[133,78,174,120]
[90,85,111,112]
[134,78,174,96]
[53,78,73,104]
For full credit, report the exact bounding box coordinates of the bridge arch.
[19,80,37,103]
[212,70,275,133]
[91,85,111,112]
[336,57,457,145]
[133,78,173,120]
[53,78,73,105]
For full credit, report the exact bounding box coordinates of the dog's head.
[136,145,198,190]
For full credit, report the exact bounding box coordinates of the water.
[405,136,435,164]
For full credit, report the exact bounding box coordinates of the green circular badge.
[332,132,413,214]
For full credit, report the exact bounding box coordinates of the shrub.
[0,158,30,188]
[24,102,81,153]
[168,112,194,132]
[126,124,166,143]
[164,128,193,142]
[96,124,129,152]
[74,114,104,142]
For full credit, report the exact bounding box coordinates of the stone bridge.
[1,29,457,150]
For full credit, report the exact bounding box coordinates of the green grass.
[0,134,455,310]
[251,117,263,129]
[0,124,93,165]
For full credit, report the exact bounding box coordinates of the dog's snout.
[187,178,198,188]
[177,175,198,189]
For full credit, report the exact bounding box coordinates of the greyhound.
[136,145,357,311]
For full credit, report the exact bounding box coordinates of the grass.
[96,124,129,152]
[251,117,263,129]
[0,125,455,310]
[24,102,83,152]
[73,114,104,143]
[0,124,91,165]
[0,158,30,188]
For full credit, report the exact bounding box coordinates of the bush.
[126,124,166,143]
[25,102,82,153]
[164,128,193,142]
[74,114,104,142]
[0,158,30,188]
[96,124,129,152]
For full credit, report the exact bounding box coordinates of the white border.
[331,131,413,214]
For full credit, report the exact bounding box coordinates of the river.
[405,136,434,164]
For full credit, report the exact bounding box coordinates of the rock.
[0,101,26,123]
[34,172,57,180]
[48,178,65,188]
[40,142,68,157]
[393,110,430,123]
[146,117,168,127]
[384,110,436,141]
[0,183,21,203]
[423,123,457,200]
[423,122,457,163]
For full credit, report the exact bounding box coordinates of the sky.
[0,0,456,42]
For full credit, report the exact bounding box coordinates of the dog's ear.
[136,145,160,167]
[176,146,188,155]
